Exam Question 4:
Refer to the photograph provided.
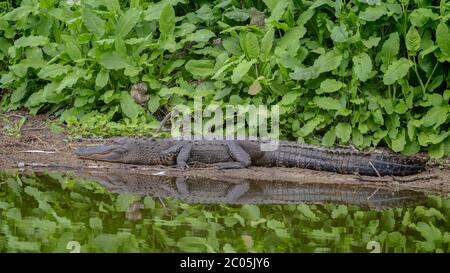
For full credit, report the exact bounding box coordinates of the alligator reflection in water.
[81,172,427,209]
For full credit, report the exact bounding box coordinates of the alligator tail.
[268,145,428,176]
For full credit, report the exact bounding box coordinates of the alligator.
[78,171,427,209]
[75,137,429,176]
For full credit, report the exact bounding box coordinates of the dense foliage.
[0,0,449,156]
[1,170,449,253]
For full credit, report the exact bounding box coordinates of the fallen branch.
[19,150,56,154]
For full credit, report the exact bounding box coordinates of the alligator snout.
[75,145,128,161]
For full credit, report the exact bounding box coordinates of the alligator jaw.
[75,145,128,162]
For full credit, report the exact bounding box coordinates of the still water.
[0,169,449,253]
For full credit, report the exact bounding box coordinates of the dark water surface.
[0,169,449,253]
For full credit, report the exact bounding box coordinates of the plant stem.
[411,56,426,95]
[424,61,439,92]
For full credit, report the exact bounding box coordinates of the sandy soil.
[1,110,449,195]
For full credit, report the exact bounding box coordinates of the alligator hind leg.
[218,142,252,169]
[225,180,250,202]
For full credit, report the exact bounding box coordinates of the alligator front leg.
[218,142,252,169]
[160,143,192,168]
[224,180,250,202]
[176,143,192,169]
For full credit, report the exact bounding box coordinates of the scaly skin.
[75,137,429,176]
[80,172,427,209]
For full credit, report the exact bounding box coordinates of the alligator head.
[75,144,129,162]
[75,137,175,165]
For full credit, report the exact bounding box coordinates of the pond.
[0,169,449,253]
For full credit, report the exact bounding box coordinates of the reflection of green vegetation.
[0,170,449,253]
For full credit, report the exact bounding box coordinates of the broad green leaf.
[231,59,256,83]
[383,58,413,85]
[362,36,381,48]
[82,9,105,39]
[353,53,373,82]
[313,97,341,110]
[422,105,448,128]
[278,26,306,49]
[147,95,160,113]
[429,143,444,158]
[89,217,103,230]
[267,0,289,22]
[115,8,142,38]
[359,5,387,21]
[224,8,249,22]
[240,205,260,221]
[357,0,380,5]
[318,79,343,94]
[186,29,215,43]
[330,25,348,43]
[260,28,274,61]
[99,52,129,70]
[436,22,450,58]
[298,116,324,137]
[0,37,12,54]
[280,91,300,105]
[262,0,277,10]
[159,87,189,97]
[309,0,333,10]
[410,8,438,27]
[159,5,175,41]
[185,60,215,77]
[74,97,88,108]
[38,64,70,79]
[418,131,450,146]
[406,27,420,54]
[103,0,121,12]
[331,205,348,219]
[243,32,260,59]
[14,36,48,48]
[10,81,28,103]
[212,57,243,80]
[380,32,399,65]
[314,50,342,74]
[115,193,137,211]
[95,70,109,89]
[65,43,82,61]
[415,222,442,242]
[290,66,317,81]
[2,6,35,21]
[352,128,364,146]
[391,129,406,152]
[222,38,242,55]
[296,9,315,26]
[120,92,140,120]
[322,128,336,147]
[335,123,352,143]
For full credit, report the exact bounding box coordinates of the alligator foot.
[217,142,252,169]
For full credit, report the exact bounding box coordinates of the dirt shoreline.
[1,111,449,195]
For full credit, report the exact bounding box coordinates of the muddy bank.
[1,111,449,194]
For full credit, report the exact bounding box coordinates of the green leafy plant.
[0,114,26,138]
[0,0,449,157]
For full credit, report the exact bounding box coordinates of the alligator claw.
[177,162,189,170]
